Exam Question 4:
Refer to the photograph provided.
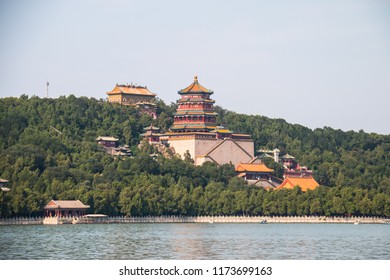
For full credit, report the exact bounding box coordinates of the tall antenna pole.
[46,81,49,98]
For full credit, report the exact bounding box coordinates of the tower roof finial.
[178,75,213,94]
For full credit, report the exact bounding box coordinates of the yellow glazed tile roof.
[107,84,156,96]
[178,76,213,94]
[235,163,274,173]
[276,177,319,192]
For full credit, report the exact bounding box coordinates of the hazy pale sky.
[1,0,389,134]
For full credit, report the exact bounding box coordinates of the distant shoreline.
[1,215,389,225]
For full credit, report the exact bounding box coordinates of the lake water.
[0,223,389,259]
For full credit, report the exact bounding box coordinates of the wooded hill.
[0,95,389,217]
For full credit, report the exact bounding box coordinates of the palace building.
[43,200,92,225]
[235,162,282,188]
[96,136,132,156]
[256,149,319,190]
[106,83,157,119]
[96,136,118,148]
[276,177,319,192]
[257,149,314,179]
[164,76,255,166]
[44,200,90,218]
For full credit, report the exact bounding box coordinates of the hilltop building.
[255,149,319,190]
[96,136,118,148]
[121,76,318,191]
[96,136,131,156]
[106,83,157,119]
[258,148,280,162]
[170,75,217,133]
[0,178,10,192]
[141,125,162,144]
[234,159,319,191]
[257,149,314,178]
[281,154,313,178]
[164,76,254,166]
[111,145,132,156]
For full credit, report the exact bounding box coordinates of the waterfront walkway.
[1,215,389,225]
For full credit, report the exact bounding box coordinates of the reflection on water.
[0,223,389,259]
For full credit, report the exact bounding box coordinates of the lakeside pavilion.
[44,200,90,217]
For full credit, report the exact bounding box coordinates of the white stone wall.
[205,139,254,166]
[194,138,222,156]
[168,136,254,166]
[168,138,196,160]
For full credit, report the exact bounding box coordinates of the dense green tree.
[0,95,388,217]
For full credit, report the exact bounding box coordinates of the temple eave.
[178,89,214,95]
[178,99,215,103]
[107,92,156,97]
[174,112,218,116]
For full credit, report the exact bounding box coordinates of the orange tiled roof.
[276,177,319,192]
[213,129,232,133]
[178,76,214,94]
[107,84,156,96]
[235,163,274,173]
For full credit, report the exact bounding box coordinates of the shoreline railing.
[1,215,389,225]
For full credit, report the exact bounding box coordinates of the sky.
[1,0,389,134]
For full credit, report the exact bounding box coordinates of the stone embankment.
[0,217,43,225]
[84,215,388,224]
[1,215,389,225]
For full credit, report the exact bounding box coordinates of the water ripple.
[0,223,389,259]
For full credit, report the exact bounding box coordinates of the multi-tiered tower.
[166,76,254,166]
[171,76,217,132]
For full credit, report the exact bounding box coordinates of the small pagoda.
[281,154,313,178]
[141,125,162,144]
[170,76,218,132]
[257,149,314,179]
[96,136,131,156]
